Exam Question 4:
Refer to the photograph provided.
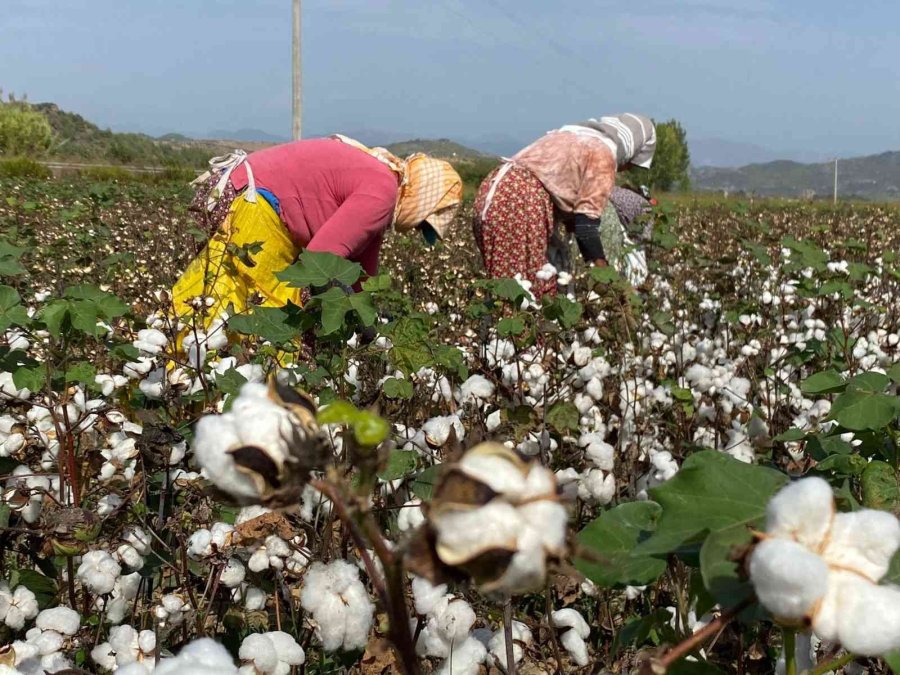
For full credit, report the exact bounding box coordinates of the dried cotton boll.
[299,560,374,652]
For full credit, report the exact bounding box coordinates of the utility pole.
[292,0,302,140]
[833,158,838,205]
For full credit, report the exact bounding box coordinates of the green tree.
[0,101,53,157]
[649,119,691,192]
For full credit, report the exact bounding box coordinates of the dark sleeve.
[572,213,606,262]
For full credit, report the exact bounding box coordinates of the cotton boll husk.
[821,510,900,581]
[765,478,834,549]
[456,452,527,497]
[749,539,828,621]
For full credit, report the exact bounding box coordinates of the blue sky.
[2,0,899,159]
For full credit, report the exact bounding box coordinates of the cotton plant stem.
[504,599,517,675]
[783,628,797,675]
[804,652,856,675]
[656,599,752,669]
[310,479,420,675]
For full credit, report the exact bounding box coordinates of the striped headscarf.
[572,113,657,169]
[331,135,463,238]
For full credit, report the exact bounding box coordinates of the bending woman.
[172,136,463,327]
[473,113,655,298]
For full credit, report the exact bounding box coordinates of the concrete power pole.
[833,158,838,205]
[292,0,302,140]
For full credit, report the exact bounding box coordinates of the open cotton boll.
[577,469,616,505]
[154,637,239,675]
[299,560,374,652]
[397,499,425,532]
[239,631,305,674]
[457,375,495,405]
[827,576,900,656]
[551,608,590,639]
[220,557,246,588]
[76,550,121,595]
[585,440,615,471]
[434,636,487,675]
[487,620,531,670]
[749,539,828,620]
[560,627,590,667]
[411,576,448,616]
[132,329,168,356]
[34,607,80,636]
[0,582,39,630]
[821,510,900,582]
[765,477,834,550]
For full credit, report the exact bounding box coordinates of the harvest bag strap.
[191,150,258,211]
[479,160,514,221]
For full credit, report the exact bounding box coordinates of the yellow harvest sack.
[172,194,303,328]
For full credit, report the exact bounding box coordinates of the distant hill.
[692,151,900,200]
[690,138,830,168]
[385,138,494,161]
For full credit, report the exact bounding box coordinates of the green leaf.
[847,371,891,393]
[636,451,789,555]
[64,361,96,386]
[0,503,10,529]
[216,367,248,398]
[0,285,29,331]
[317,400,360,426]
[699,524,755,609]
[347,292,377,327]
[13,363,46,391]
[410,464,442,500]
[489,278,529,304]
[382,377,413,400]
[65,285,128,320]
[815,453,867,476]
[277,250,363,288]
[352,410,390,447]
[611,609,673,656]
[543,296,583,329]
[546,401,580,434]
[590,266,622,284]
[888,363,900,384]
[228,306,301,344]
[497,315,526,337]
[39,300,73,337]
[575,502,667,588]
[774,428,807,442]
[885,551,900,585]
[861,461,900,510]
[805,433,853,460]
[885,650,900,673]
[829,389,899,431]
[800,370,845,395]
[316,287,352,335]
[361,274,392,292]
[378,450,418,481]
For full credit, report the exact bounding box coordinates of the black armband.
[573,214,606,262]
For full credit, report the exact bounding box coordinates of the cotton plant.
[0,582,39,631]
[749,477,900,656]
[411,577,486,675]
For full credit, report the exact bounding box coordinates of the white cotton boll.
[91,642,117,670]
[123,528,152,556]
[585,377,604,402]
[832,578,900,656]
[765,477,834,550]
[239,586,266,612]
[822,509,900,582]
[551,608,590,639]
[578,469,616,505]
[585,441,615,471]
[97,494,124,516]
[487,620,531,669]
[133,329,168,356]
[154,637,239,675]
[423,415,465,447]
[34,606,80,636]
[115,663,151,675]
[0,583,38,630]
[411,577,448,616]
[0,371,31,401]
[138,367,166,400]
[115,544,144,570]
[248,547,271,573]
[187,530,213,559]
[239,634,279,673]
[77,550,122,595]
[435,636,487,675]
[560,627,590,666]
[485,409,502,432]
[27,627,64,655]
[457,375,495,405]
[300,560,374,652]
[749,539,828,620]
[220,558,246,588]
[435,597,476,644]
[397,499,425,532]
[265,631,306,670]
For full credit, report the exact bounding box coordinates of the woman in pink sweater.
[172,136,462,326]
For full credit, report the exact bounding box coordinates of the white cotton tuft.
[154,637,239,675]
[435,636,487,675]
[551,608,590,639]
[35,606,80,636]
[300,560,374,652]
[749,539,828,620]
[822,509,900,582]
[765,477,834,549]
[220,557,246,588]
[487,620,532,670]
[832,579,900,656]
[411,576,448,616]
[76,550,122,595]
[560,627,590,666]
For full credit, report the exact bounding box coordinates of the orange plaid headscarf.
[331,135,462,238]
